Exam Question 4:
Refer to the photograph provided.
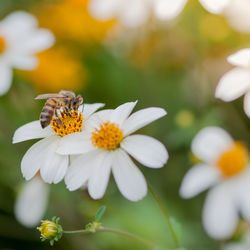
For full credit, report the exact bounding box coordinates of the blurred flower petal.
[14,177,49,227]
[191,127,233,163]
[244,91,250,118]
[112,149,147,201]
[121,135,168,168]
[203,184,238,239]
[227,48,250,68]
[11,56,38,70]
[0,64,12,95]
[216,68,250,102]
[154,0,187,20]
[88,151,113,199]
[179,163,220,198]
[122,107,167,136]
[13,120,53,143]
[199,0,229,14]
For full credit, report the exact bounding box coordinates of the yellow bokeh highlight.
[175,110,195,128]
[21,47,86,92]
[199,14,231,42]
[217,142,249,177]
[0,36,6,54]
[36,0,115,43]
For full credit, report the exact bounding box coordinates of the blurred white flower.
[215,48,250,118]
[12,103,104,184]
[57,101,168,201]
[88,0,229,27]
[0,11,55,95]
[179,127,250,239]
[14,176,49,227]
[223,234,250,250]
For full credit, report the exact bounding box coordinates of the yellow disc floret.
[37,220,58,239]
[91,122,124,150]
[216,142,249,177]
[51,110,83,137]
[0,36,6,54]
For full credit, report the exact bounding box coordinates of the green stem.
[64,226,156,248]
[147,181,180,248]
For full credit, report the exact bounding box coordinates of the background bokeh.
[0,0,250,249]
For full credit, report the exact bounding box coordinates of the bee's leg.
[65,106,71,117]
[55,109,62,125]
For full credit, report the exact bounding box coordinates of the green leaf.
[95,205,106,222]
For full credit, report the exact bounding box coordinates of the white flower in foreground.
[0,11,55,95]
[88,0,229,28]
[223,233,250,250]
[215,48,250,118]
[180,127,250,239]
[57,101,168,201]
[14,176,49,227]
[13,103,104,184]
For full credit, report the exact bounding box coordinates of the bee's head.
[72,95,83,109]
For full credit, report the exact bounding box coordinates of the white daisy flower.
[215,48,250,118]
[14,176,49,227]
[0,11,55,95]
[57,101,168,201]
[88,0,229,27]
[13,103,104,184]
[180,127,250,239]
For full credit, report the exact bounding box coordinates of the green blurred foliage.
[0,0,249,250]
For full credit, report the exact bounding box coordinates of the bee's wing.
[35,94,65,100]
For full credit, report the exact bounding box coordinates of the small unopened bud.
[37,217,62,245]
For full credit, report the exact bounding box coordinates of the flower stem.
[147,181,180,248]
[64,226,156,248]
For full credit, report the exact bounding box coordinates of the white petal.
[88,151,113,199]
[82,103,105,120]
[11,56,38,70]
[179,163,220,199]
[243,91,250,118]
[14,29,55,55]
[65,150,101,191]
[203,184,238,239]
[14,177,49,227]
[57,132,95,155]
[119,0,149,27]
[122,107,167,136]
[222,243,248,250]
[154,0,187,20]
[199,0,229,14]
[0,11,38,39]
[110,101,137,127]
[227,48,250,67]
[0,64,12,96]
[215,68,250,102]
[191,127,234,163]
[13,120,54,144]
[121,135,168,168]
[112,149,147,201]
[88,0,122,21]
[21,136,68,184]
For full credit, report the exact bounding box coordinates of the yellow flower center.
[91,122,124,150]
[37,220,58,239]
[51,110,83,137]
[216,142,249,177]
[0,36,6,54]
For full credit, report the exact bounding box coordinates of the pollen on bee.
[51,110,83,137]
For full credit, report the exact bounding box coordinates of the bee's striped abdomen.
[40,99,56,128]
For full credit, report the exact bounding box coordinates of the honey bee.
[35,90,83,129]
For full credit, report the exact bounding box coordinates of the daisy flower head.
[0,11,55,95]
[88,0,230,28]
[215,48,250,118]
[57,101,169,201]
[13,101,105,184]
[179,127,250,239]
[14,176,49,227]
